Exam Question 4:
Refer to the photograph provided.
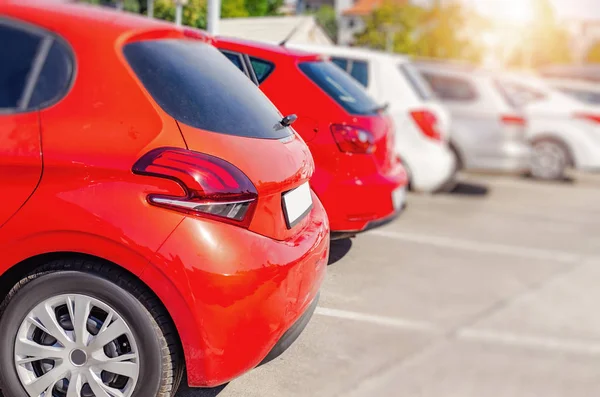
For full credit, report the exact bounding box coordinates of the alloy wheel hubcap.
[14,294,140,397]
[532,142,566,179]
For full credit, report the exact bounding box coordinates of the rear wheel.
[531,139,570,180]
[0,260,183,397]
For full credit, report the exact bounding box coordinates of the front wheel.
[530,139,570,181]
[0,263,183,397]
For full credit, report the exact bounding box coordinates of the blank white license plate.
[282,182,313,228]
[392,186,406,211]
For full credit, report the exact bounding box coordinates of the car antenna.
[279,22,302,47]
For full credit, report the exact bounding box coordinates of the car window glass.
[421,72,477,102]
[400,64,433,101]
[124,39,291,139]
[331,57,349,72]
[349,60,369,87]
[0,24,41,110]
[558,87,600,105]
[495,79,547,108]
[299,61,378,116]
[250,57,274,84]
[30,40,74,108]
[221,51,245,72]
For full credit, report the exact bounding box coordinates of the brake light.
[183,28,214,44]
[501,115,527,126]
[330,125,376,154]
[410,110,441,141]
[133,148,257,228]
[574,113,600,124]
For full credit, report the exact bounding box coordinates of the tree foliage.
[81,0,282,29]
[355,1,481,62]
[506,0,571,68]
[314,5,337,42]
[586,42,600,64]
[355,1,423,53]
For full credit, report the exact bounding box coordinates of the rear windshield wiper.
[372,103,389,113]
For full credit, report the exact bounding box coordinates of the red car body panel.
[215,38,408,232]
[0,1,328,387]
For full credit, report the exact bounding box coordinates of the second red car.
[215,38,408,237]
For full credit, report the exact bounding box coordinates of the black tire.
[0,259,184,397]
[530,138,570,181]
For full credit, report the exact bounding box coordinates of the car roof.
[288,43,411,64]
[216,36,322,62]
[0,0,182,41]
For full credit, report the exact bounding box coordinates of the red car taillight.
[133,148,257,228]
[330,124,376,154]
[501,114,527,126]
[410,110,441,141]
[574,113,600,124]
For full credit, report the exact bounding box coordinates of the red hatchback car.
[0,2,329,396]
[215,38,408,237]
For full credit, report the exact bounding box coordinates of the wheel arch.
[530,133,576,168]
[0,251,188,380]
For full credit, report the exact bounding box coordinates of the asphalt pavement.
[180,171,600,396]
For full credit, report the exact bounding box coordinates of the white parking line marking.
[457,328,600,356]
[369,230,580,263]
[315,307,439,333]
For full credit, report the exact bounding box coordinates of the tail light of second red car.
[330,124,376,154]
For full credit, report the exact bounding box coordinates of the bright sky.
[458,0,600,22]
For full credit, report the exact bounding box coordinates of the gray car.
[415,62,531,173]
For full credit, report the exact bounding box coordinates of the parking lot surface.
[176,172,600,397]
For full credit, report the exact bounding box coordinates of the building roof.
[218,16,333,46]
[343,0,408,16]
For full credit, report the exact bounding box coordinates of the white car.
[544,77,600,106]
[497,73,600,179]
[415,62,532,176]
[288,44,457,193]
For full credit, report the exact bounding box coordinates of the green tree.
[585,42,600,64]
[355,1,481,62]
[80,0,141,12]
[507,0,571,68]
[355,1,424,53]
[415,3,483,62]
[314,5,337,43]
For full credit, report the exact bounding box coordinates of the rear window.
[421,72,477,102]
[558,87,600,105]
[400,64,433,101]
[124,39,291,139]
[495,79,547,108]
[299,61,378,115]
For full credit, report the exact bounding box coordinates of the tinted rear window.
[400,64,433,101]
[421,72,477,102]
[558,87,600,105]
[124,39,291,139]
[299,61,378,115]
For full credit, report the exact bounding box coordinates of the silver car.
[415,62,531,173]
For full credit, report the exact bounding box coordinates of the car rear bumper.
[312,161,408,233]
[259,292,319,366]
[155,192,329,387]
[466,142,531,173]
[400,143,457,192]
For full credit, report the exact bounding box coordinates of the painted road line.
[458,327,600,356]
[315,307,439,333]
[369,230,580,263]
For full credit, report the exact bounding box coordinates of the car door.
[0,20,45,228]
